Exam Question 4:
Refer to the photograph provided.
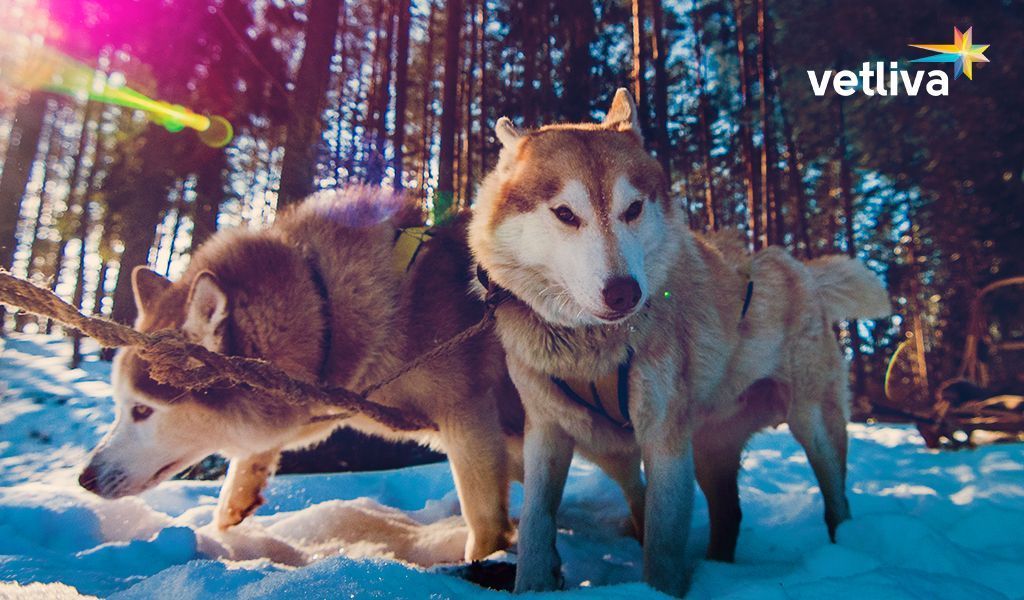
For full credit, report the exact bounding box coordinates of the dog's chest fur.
[493,300,656,382]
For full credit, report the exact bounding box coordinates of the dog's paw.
[513,552,563,593]
[214,493,264,530]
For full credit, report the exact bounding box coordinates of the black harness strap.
[305,254,333,383]
[475,264,634,429]
[741,279,754,320]
[551,347,634,430]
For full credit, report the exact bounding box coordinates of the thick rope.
[0,270,502,432]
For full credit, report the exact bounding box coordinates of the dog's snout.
[602,276,642,313]
[79,464,101,494]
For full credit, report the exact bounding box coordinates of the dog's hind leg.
[694,381,782,562]
[787,376,852,542]
[584,448,645,541]
[214,448,281,530]
[442,413,514,562]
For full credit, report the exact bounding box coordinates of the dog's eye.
[551,206,580,228]
[131,404,154,422]
[623,200,644,223]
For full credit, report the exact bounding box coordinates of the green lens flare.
[1,38,231,147]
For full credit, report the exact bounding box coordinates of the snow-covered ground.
[1,333,1023,599]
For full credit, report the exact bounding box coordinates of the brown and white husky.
[468,89,892,595]
[78,188,526,562]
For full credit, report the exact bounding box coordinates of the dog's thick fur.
[468,89,892,595]
[79,188,525,561]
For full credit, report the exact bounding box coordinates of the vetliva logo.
[807,26,990,97]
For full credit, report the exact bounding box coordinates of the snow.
[2,333,1023,599]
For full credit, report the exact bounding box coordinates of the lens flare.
[0,35,232,147]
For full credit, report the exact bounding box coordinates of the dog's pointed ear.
[132,267,171,318]
[183,271,229,346]
[495,117,521,149]
[603,88,642,138]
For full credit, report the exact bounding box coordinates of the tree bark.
[836,94,865,396]
[392,0,412,189]
[731,0,760,250]
[692,7,717,230]
[477,0,490,177]
[630,0,648,134]
[21,102,61,285]
[650,0,671,179]
[756,0,778,247]
[70,101,105,367]
[0,92,47,334]
[190,148,226,251]
[108,131,177,326]
[462,0,478,203]
[435,0,463,222]
[420,2,438,197]
[369,0,395,185]
[778,81,812,258]
[276,0,343,207]
[557,0,594,123]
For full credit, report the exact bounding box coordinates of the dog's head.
[79,266,248,498]
[469,89,685,327]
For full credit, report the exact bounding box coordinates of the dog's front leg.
[633,369,695,597]
[640,432,694,596]
[214,448,281,530]
[515,416,575,592]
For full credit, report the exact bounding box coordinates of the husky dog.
[78,188,526,562]
[468,89,891,595]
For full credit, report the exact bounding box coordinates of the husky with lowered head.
[79,188,524,562]
[468,89,891,595]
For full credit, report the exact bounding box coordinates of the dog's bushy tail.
[806,255,891,323]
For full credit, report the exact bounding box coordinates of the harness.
[475,262,757,431]
[304,227,434,384]
[392,227,433,274]
[305,254,333,383]
[551,348,635,429]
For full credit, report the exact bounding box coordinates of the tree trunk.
[163,188,186,276]
[420,2,438,197]
[650,0,671,179]
[836,94,865,396]
[630,0,648,134]
[756,0,778,247]
[392,0,412,190]
[0,92,47,334]
[277,0,343,207]
[71,101,105,367]
[557,0,594,123]
[332,1,350,186]
[369,0,395,185]
[190,148,226,252]
[462,0,478,203]
[692,8,717,230]
[477,0,490,177]
[91,209,114,316]
[109,131,176,326]
[22,102,61,284]
[731,0,760,250]
[520,2,538,127]
[778,81,812,258]
[435,0,463,222]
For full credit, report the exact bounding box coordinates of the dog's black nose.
[79,464,100,493]
[602,276,642,313]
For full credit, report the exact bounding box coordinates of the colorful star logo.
[909,26,990,80]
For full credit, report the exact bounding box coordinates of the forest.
[1,0,1022,438]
